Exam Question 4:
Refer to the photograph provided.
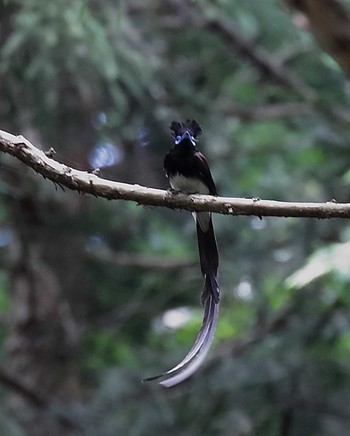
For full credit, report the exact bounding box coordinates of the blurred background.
[1,0,350,435]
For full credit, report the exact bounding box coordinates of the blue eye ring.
[175,135,182,145]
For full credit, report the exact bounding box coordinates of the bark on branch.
[1,128,350,219]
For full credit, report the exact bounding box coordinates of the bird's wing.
[194,152,218,196]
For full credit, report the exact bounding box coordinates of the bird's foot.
[167,187,184,195]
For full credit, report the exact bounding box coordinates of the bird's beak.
[181,131,192,142]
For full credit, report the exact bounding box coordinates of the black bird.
[143,119,220,387]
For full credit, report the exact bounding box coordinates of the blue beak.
[181,131,192,142]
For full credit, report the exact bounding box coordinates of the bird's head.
[170,119,202,147]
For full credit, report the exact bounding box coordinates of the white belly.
[170,173,210,195]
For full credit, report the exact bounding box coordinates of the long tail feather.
[143,212,220,387]
[196,212,220,303]
[142,294,219,387]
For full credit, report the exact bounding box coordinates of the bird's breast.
[169,173,210,195]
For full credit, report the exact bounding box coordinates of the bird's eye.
[175,135,182,144]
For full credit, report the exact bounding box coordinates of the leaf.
[286,240,350,289]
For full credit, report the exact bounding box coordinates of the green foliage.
[287,239,350,288]
[1,0,350,435]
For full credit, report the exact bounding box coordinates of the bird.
[143,119,220,387]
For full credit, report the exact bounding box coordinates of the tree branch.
[217,101,314,120]
[0,366,47,408]
[1,128,350,219]
[0,366,81,432]
[285,0,350,77]
[202,13,315,101]
[173,0,315,100]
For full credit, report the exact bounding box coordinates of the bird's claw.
[167,187,183,195]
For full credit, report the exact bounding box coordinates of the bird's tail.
[142,293,219,387]
[142,212,220,387]
[196,212,220,304]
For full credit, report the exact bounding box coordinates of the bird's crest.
[170,119,202,139]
